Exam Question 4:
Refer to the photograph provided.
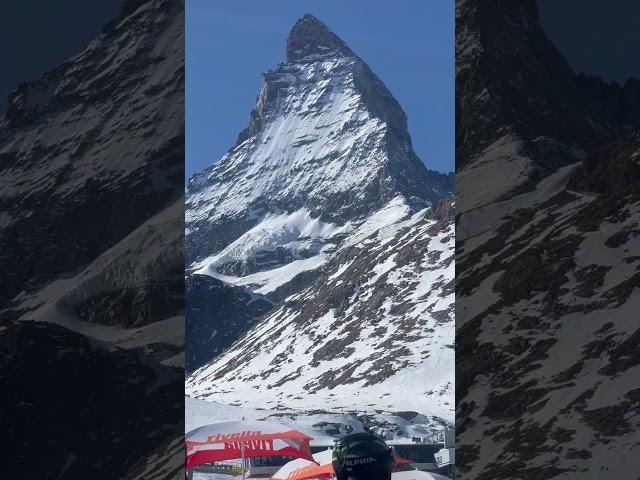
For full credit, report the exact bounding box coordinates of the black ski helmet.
[332,432,393,480]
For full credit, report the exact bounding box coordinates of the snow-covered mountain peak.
[186,15,451,263]
[186,15,454,420]
[286,14,355,63]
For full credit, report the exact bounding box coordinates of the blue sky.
[186,1,454,180]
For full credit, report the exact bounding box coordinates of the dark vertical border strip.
[456,0,640,477]
[0,1,185,478]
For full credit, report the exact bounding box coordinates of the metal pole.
[241,417,247,480]
[241,440,246,480]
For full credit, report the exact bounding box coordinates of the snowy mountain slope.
[456,0,640,478]
[186,14,452,263]
[458,135,640,479]
[0,0,185,478]
[186,14,454,420]
[187,197,454,419]
[1,0,185,357]
[192,208,352,282]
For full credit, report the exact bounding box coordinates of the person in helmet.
[332,432,393,480]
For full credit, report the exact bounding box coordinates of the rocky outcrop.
[186,275,272,373]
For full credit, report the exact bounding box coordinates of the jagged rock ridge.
[456,0,640,170]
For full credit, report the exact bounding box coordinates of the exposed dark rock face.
[0,0,185,478]
[568,135,640,195]
[0,321,183,480]
[576,76,640,133]
[77,276,184,328]
[456,0,640,477]
[186,274,272,373]
[455,0,640,169]
[286,14,355,62]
